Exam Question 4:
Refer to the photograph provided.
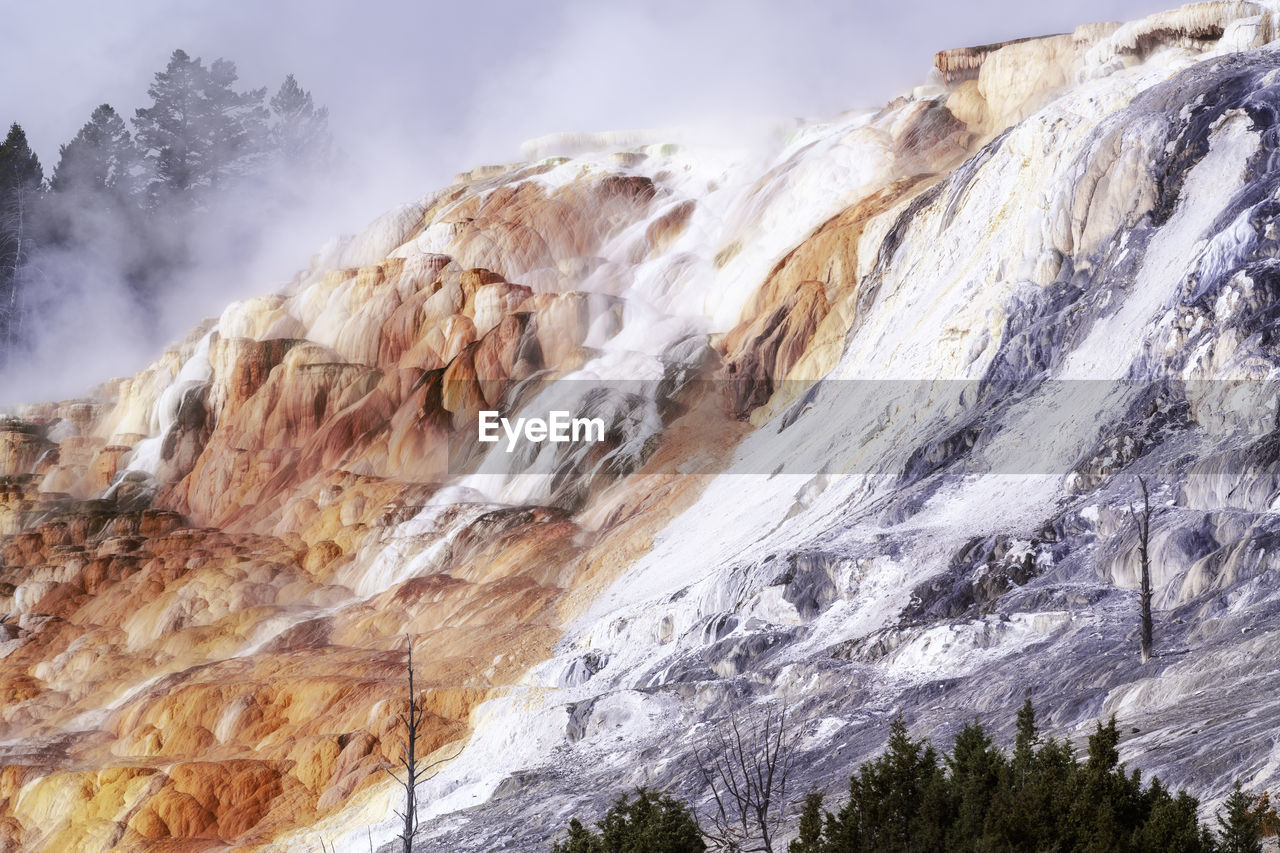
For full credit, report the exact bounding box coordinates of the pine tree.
[1013,697,1038,776]
[788,790,824,853]
[44,104,146,253]
[132,49,268,206]
[39,103,165,302]
[0,124,43,193]
[132,49,203,199]
[1217,785,1264,853]
[551,788,706,853]
[1063,717,1131,850]
[554,818,604,853]
[50,104,142,199]
[268,74,332,168]
[202,56,268,183]
[1084,716,1121,775]
[1134,780,1212,852]
[946,721,1004,851]
[824,717,949,852]
[0,123,44,355]
[1025,735,1079,846]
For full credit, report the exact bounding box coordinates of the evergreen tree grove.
[783,704,1219,853]
[0,50,338,360]
[548,704,1274,852]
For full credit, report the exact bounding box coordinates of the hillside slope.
[4,3,1280,850]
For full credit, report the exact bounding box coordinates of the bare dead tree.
[695,705,796,853]
[0,179,34,354]
[384,636,459,853]
[1129,476,1155,663]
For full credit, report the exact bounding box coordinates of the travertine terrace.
[5,3,1280,850]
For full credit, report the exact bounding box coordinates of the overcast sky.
[3,0,1172,221]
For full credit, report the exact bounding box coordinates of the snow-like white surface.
[1061,111,1261,378]
[345,19,1280,848]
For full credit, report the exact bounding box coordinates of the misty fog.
[0,0,1172,405]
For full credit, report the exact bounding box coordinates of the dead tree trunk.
[384,636,462,853]
[3,181,29,354]
[1129,476,1154,663]
[387,637,424,853]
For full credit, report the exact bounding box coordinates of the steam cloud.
[0,0,1172,406]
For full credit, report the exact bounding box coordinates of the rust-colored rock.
[0,135,752,853]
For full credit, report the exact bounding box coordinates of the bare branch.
[697,705,796,853]
[390,635,425,853]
